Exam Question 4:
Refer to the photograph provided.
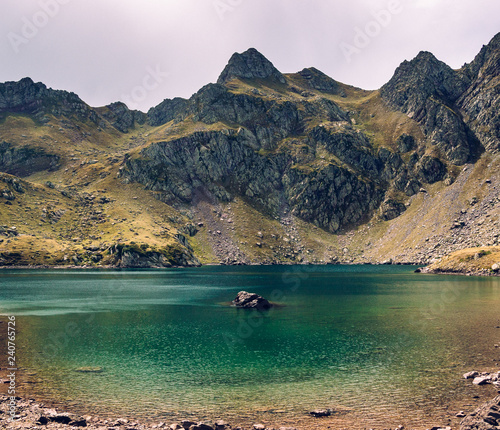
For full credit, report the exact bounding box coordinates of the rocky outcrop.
[122,128,386,233]
[458,33,500,153]
[217,47,286,85]
[0,173,25,194]
[396,133,417,153]
[381,51,469,115]
[147,97,189,127]
[232,291,273,309]
[460,395,500,430]
[297,67,346,96]
[381,52,473,165]
[310,126,384,180]
[0,78,148,134]
[101,102,146,133]
[382,33,500,165]
[108,243,200,268]
[0,77,99,124]
[0,141,59,176]
[187,84,303,149]
[380,199,406,221]
[284,164,383,232]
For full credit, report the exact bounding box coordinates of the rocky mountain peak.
[461,32,500,81]
[381,51,474,165]
[0,77,94,122]
[0,77,48,113]
[381,50,468,111]
[217,47,286,85]
[457,32,500,153]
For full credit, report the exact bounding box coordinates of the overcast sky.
[1,0,499,111]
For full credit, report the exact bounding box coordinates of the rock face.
[217,47,286,85]
[0,141,60,176]
[0,77,98,123]
[382,33,500,164]
[0,77,145,133]
[458,32,500,153]
[381,51,472,165]
[122,127,385,233]
[101,102,146,133]
[232,291,273,310]
[147,97,189,126]
[108,243,200,268]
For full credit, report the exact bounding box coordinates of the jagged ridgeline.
[0,33,499,267]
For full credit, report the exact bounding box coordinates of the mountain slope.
[0,34,499,268]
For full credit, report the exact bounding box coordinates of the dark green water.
[1,265,500,426]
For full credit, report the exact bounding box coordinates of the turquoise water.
[1,265,500,426]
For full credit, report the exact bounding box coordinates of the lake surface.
[1,265,500,427]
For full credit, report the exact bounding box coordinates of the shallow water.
[1,265,499,426]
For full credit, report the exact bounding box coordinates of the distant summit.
[381,51,468,113]
[217,47,286,85]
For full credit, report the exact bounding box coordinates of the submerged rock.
[232,291,273,310]
[74,366,104,373]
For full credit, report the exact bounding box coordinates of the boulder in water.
[232,291,272,310]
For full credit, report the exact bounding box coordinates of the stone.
[181,421,197,430]
[47,414,71,424]
[397,134,416,153]
[214,420,228,430]
[70,417,88,427]
[473,376,491,385]
[464,371,480,379]
[309,409,332,417]
[483,416,498,426]
[380,199,406,221]
[37,415,49,425]
[252,425,266,430]
[232,291,273,310]
[75,366,104,373]
[190,424,214,430]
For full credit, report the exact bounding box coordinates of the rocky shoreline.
[2,392,500,430]
[1,369,499,430]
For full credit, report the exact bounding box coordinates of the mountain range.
[0,32,499,268]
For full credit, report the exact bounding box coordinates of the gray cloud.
[1,0,498,111]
